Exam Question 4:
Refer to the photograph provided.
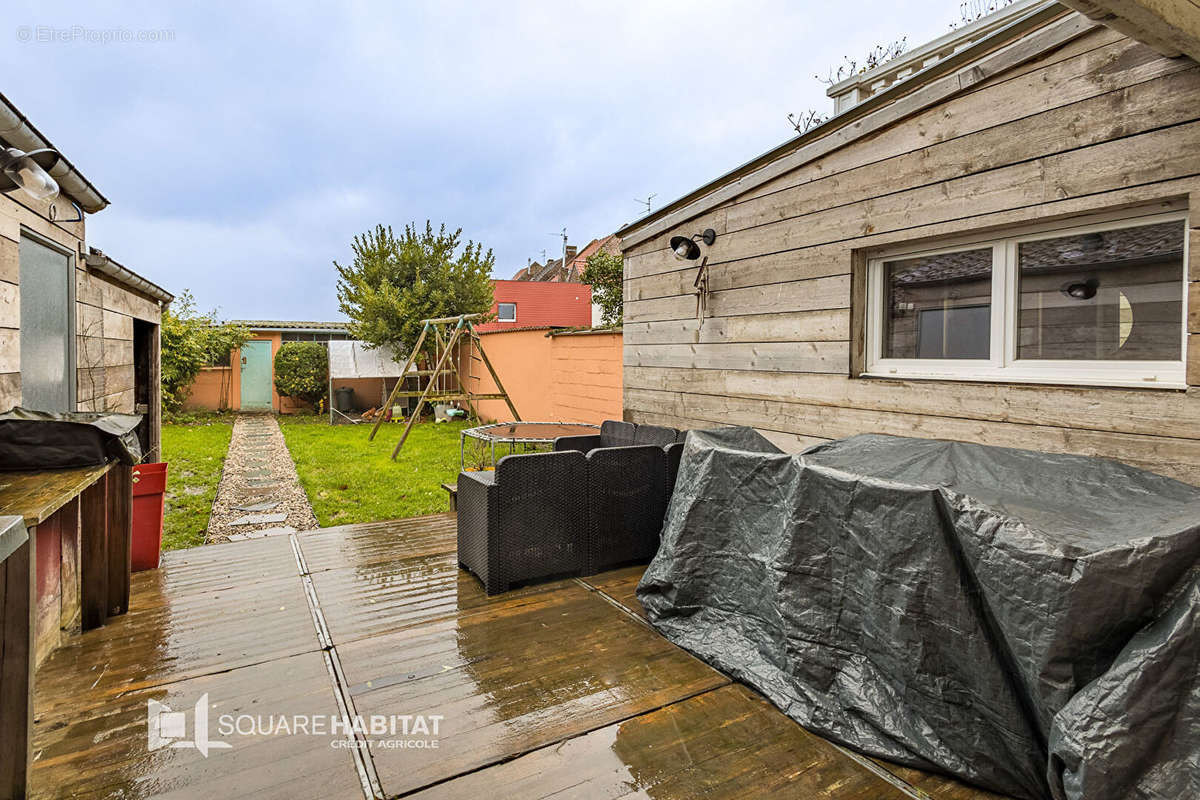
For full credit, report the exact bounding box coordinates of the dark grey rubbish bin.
[333,387,353,412]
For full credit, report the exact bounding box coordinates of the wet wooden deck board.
[32,652,361,800]
[336,581,731,797]
[579,564,649,621]
[296,513,456,572]
[875,760,1013,800]
[408,683,914,800]
[33,537,317,718]
[306,550,565,645]
[30,515,1014,799]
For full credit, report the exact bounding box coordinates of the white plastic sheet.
[327,340,407,379]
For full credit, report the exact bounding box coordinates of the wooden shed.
[0,91,173,458]
[0,91,173,797]
[617,0,1200,485]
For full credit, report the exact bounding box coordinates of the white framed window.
[865,208,1189,389]
[497,302,517,322]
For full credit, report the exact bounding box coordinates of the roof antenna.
[547,228,567,267]
[635,194,657,215]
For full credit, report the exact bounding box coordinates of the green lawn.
[279,416,471,526]
[161,413,235,550]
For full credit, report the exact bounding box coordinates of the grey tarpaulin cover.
[637,428,1200,800]
[0,407,142,469]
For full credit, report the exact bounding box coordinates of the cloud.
[1,0,963,319]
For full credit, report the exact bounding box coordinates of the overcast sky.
[3,1,963,320]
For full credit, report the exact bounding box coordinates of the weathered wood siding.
[622,24,1200,484]
[0,188,163,417]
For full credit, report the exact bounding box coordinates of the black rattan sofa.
[457,420,685,594]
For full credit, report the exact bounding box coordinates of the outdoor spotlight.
[670,228,717,261]
[1061,279,1099,300]
[0,146,60,201]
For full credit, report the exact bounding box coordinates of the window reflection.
[883,248,992,359]
[1016,221,1183,361]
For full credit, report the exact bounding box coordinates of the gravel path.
[206,414,318,543]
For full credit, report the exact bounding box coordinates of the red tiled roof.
[475,280,592,333]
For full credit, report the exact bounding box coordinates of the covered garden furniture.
[639,427,1200,800]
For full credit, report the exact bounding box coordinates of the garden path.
[206,413,318,542]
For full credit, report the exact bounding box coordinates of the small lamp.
[670,228,716,261]
[667,228,719,326]
[1061,278,1099,300]
[0,147,60,201]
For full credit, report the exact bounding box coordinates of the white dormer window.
[497,303,517,322]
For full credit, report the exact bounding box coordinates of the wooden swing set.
[367,313,521,459]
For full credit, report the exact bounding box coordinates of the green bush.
[160,290,250,412]
[273,342,329,406]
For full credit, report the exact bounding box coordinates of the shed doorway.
[239,340,272,410]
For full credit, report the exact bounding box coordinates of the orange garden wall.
[459,328,622,424]
[184,327,622,422]
[547,330,623,423]
[183,333,288,412]
[183,367,235,411]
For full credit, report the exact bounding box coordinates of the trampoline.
[460,421,599,471]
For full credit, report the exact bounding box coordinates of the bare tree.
[787,109,829,135]
[952,0,1015,29]
[787,37,907,135]
[815,38,909,87]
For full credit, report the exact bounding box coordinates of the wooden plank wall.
[621,25,1200,485]
[0,189,163,416]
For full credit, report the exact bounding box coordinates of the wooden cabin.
[0,92,172,456]
[617,0,1200,485]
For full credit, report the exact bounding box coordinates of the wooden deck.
[30,513,1008,799]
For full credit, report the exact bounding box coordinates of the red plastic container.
[131,462,168,572]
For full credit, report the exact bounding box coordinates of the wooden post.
[368,323,429,441]
[59,498,81,637]
[422,313,483,324]
[106,465,132,618]
[0,517,33,800]
[435,326,479,421]
[472,327,522,421]
[391,323,465,459]
[79,472,108,631]
[149,322,163,463]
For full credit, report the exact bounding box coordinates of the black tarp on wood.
[0,407,142,469]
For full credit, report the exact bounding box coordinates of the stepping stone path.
[206,414,318,543]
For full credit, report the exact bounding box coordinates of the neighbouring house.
[458,325,622,424]
[513,233,618,282]
[474,279,593,332]
[0,92,173,459]
[513,234,618,324]
[617,0,1200,485]
[184,319,350,413]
